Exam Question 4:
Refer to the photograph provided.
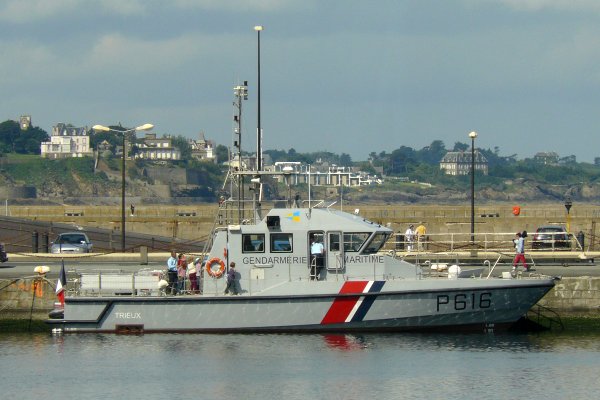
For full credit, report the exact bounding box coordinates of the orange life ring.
[206,257,225,278]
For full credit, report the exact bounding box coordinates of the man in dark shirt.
[224,262,239,295]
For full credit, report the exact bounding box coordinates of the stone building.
[439,151,488,176]
[135,133,181,161]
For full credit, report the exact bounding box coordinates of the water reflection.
[2,331,600,400]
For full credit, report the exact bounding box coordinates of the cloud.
[171,0,307,11]
[0,0,149,22]
[0,0,309,22]
[475,0,600,12]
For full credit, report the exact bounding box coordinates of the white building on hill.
[40,123,92,158]
[135,133,181,161]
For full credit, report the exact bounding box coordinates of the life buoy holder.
[206,257,225,278]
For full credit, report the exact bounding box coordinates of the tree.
[339,153,353,166]
[453,142,469,152]
[14,126,49,154]
[0,120,20,153]
[388,146,416,175]
[215,144,229,163]
[171,135,192,160]
[416,140,446,165]
[0,120,49,155]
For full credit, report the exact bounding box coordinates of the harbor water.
[2,330,600,399]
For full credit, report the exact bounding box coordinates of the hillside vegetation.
[3,119,600,203]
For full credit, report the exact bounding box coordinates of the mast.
[253,25,264,222]
[233,81,248,223]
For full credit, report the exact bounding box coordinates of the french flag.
[56,261,67,306]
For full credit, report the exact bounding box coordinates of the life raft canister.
[512,206,521,216]
[206,257,225,278]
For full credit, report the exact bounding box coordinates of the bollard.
[41,232,49,253]
[577,231,585,250]
[140,246,148,265]
[396,234,404,250]
[32,231,39,253]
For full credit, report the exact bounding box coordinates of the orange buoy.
[206,257,225,278]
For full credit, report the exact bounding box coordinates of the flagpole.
[29,279,38,331]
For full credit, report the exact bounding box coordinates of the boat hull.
[47,279,555,334]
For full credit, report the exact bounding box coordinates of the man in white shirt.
[404,225,416,252]
[310,235,325,280]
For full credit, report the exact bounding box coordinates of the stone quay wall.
[5,203,600,246]
[538,277,600,316]
[0,278,56,320]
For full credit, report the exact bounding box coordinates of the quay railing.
[385,231,583,254]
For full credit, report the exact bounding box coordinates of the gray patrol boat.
[48,45,555,333]
[47,200,555,333]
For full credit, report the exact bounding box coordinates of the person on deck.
[188,257,199,294]
[224,262,239,295]
[177,253,188,294]
[310,235,325,280]
[166,250,178,295]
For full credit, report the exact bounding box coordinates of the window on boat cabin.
[362,232,391,254]
[242,234,265,253]
[270,233,293,253]
[343,232,370,252]
[329,233,340,251]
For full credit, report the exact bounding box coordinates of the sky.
[2,0,600,162]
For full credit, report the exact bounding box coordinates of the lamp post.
[92,123,154,251]
[469,131,478,244]
[564,196,572,233]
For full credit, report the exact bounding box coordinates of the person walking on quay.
[404,224,416,252]
[512,232,529,273]
[415,223,427,251]
[167,250,178,295]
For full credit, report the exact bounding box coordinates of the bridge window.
[242,234,265,253]
[271,233,293,253]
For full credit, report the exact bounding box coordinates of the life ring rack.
[206,257,226,278]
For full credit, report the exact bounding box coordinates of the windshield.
[362,232,391,254]
[57,234,87,244]
[343,232,370,252]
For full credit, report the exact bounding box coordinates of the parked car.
[50,232,93,254]
[531,225,570,250]
[0,243,7,262]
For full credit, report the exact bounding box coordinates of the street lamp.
[564,196,572,233]
[469,130,478,244]
[92,123,154,251]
